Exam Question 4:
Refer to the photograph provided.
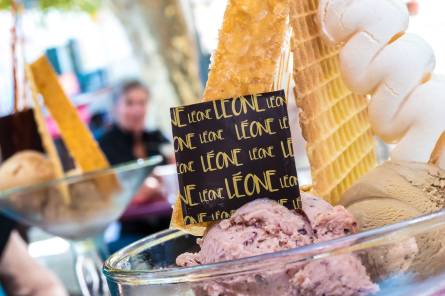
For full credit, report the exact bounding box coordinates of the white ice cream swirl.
[319,0,445,169]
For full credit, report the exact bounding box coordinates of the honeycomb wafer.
[171,0,290,235]
[290,0,376,204]
[203,0,289,100]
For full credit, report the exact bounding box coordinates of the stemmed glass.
[0,156,162,296]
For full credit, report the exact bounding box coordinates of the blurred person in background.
[0,215,67,296]
[99,79,173,203]
[99,80,171,165]
[89,111,111,140]
[99,80,174,250]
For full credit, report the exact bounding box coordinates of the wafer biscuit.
[290,0,376,204]
[30,56,118,199]
[26,65,70,204]
[171,0,291,235]
[30,56,109,172]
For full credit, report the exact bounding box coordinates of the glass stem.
[71,237,110,296]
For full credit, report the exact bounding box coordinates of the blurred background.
[0,0,442,295]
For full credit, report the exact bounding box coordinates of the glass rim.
[0,155,163,199]
[103,207,445,285]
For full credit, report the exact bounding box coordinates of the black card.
[0,109,44,163]
[171,90,301,225]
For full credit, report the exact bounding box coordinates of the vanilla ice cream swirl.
[319,0,445,169]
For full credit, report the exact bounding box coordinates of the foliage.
[0,0,102,13]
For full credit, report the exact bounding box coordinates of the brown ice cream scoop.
[0,151,56,191]
[342,160,445,277]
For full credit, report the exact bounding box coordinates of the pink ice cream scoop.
[177,194,378,295]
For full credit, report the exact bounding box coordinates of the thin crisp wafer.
[290,0,377,204]
[30,56,118,199]
[30,56,109,172]
[25,65,70,204]
[171,0,291,235]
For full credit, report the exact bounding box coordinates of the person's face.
[116,87,149,134]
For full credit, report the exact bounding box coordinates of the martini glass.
[0,156,162,296]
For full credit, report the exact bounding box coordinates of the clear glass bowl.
[0,156,162,240]
[104,208,445,296]
[0,156,163,296]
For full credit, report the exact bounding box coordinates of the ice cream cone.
[290,0,377,205]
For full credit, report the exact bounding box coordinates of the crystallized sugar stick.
[203,0,290,101]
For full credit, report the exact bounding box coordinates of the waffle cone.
[290,0,377,204]
[170,0,290,235]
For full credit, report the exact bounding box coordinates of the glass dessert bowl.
[104,208,445,296]
[0,156,162,296]
[0,156,162,240]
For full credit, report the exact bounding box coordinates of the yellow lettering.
[225,170,279,199]
[198,129,224,144]
[180,184,198,206]
[234,118,276,140]
[292,198,302,209]
[171,107,187,127]
[173,133,196,152]
[213,99,233,119]
[225,172,246,199]
[200,149,243,172]
[197,213,207,223]
[231,94,266,116]
[248,146,275,160]
[278,199,289,206]
[278,116,289,129]
[266,95,286,109]
[211,210,233,221]
[279,175,299,188]
[199,188,224,203]
[184,215,197,224]
[177,161,195,174]
[280,137,294,158]
[187,108,213,124]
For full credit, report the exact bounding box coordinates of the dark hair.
[112,79,150,104]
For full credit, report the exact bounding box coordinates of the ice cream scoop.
[177,194,378,296]
[343,161,444,276]
[319,0,445,169]
[0,151,57,215]
[0,151,112,235]
[0,150,55,191]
